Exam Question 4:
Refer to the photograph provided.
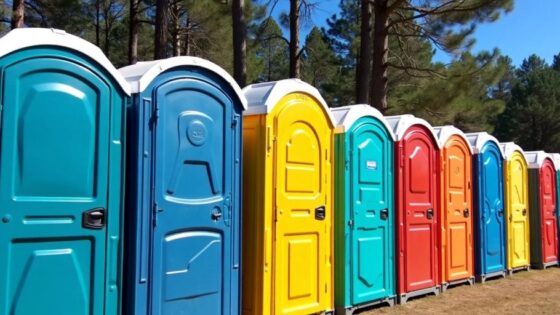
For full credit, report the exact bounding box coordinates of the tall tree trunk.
[171,2,181,56]
[154,0,169,59]
[357,0,372,104]
[11,0,24,29]
[104,7,111,58]
[232,0,247,87]
[95,0,101,46]
[289,0,300,78]
[267,41,272,81]
[183,17,191,56]
[371,0,389,112]
[128,0,139,64]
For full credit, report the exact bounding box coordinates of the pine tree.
[249,17,289,83]
[370,0,513,112]
[496,56,560,151]
[301,27,341,106]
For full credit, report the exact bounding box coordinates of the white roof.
[384,114,440,146]
[119,56,247,109]
[465,132,504,158]
[524,151,556,169]
[242,79,335,125]
[433,125,473,154]
[499,142,525,160]
[330,104,395,140]
[552,154,560,171]
[0,28,130,95]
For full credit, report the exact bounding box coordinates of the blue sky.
[271,0,560,66]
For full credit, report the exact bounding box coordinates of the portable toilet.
[500,142,531,274]
[465,132,507,283]
[119,57,246,315]
[331,105,396,313]
[241,79,335,315]
[524,151,559,269]
[553,153,560,257]
[386,115,441,304]
[0,28,130,315]
[434,126,474,290]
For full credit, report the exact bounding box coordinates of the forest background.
[2,0,560,151]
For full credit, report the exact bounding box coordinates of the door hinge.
[231,115,239,128]
[152,203,162,227]
[348,219,354,229]
[224,194,232,226]
[266,126,273,153]
[152,103,160,123]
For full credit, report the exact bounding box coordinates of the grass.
[361,268,560,315]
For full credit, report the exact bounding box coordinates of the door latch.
[463,208,470,218]
[82,208,105,229]
[426,208,434,220]
[315,206,326,220]
[211,208,223,221]
[380,208,389,220]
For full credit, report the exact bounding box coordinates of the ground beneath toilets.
[362,268,560,315]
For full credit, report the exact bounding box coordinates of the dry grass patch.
[361,268,560,315]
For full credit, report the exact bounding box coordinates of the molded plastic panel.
[396,126,439,295]
[151,78,235,315]
[273,93,332,315]
[540,160,558,263]
[0,50,125,315]
[473,142,506,276]
[125,69,243,315]
[349,119,394,306]
[505,152,530,269]
[441,136,473,283]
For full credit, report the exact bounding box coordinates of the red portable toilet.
[524,151,559,269]
[386,115,441,304]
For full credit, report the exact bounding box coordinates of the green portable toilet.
[0,28,130,315]
[525,151,559,269]
[332,105,396,314]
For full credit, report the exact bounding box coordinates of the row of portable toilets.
[0,28,558,315]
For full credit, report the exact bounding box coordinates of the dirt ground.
[361,268,560,315]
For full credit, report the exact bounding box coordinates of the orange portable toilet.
[434,126,474,290]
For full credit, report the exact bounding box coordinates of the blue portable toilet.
[465,132,507,282]
[120,57,247,315]
[331,105,396,314]
[0,28,130,315]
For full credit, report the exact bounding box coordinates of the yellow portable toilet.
[500,142,531,274]
[241,79,335,315]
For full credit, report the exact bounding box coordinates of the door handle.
[522,208,527,216]
[498,209,504,217]
[426,208,434,220]
[380,208,389,220]
[82,208,105,229]
[315,206,326,220]
[463,208,470,218]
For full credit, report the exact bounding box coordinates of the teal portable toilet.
[332,105,396,314]
[120,57,246,315]
[0,28,130,315]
